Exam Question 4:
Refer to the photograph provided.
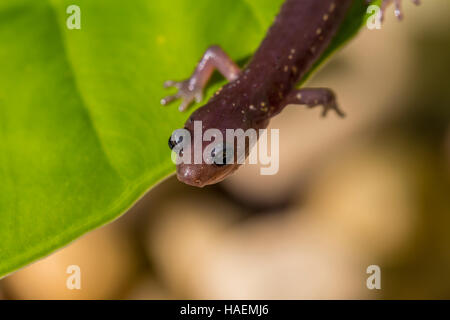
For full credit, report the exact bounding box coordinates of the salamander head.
[168,127,240,187]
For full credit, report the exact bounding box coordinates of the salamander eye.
[168,134,183,150]
[211,144,233,167]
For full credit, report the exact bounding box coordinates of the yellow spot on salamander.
[329,3,336,12]
[323,14,329,21]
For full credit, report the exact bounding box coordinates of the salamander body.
[162,0,419,187]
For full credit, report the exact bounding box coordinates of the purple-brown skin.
[162,0,419,187]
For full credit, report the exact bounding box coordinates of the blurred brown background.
[1,0,449,299]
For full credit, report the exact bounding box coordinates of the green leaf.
[0,0,374,277]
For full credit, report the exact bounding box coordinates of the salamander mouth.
[176,163,240,187]
[179,177,206,188]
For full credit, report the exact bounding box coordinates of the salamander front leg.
[161,45,240,112]
[282,88,345,118]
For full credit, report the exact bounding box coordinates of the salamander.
[161,0,419,187]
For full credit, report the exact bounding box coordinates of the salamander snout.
[176,164,208,187]
[176,161,240,187]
